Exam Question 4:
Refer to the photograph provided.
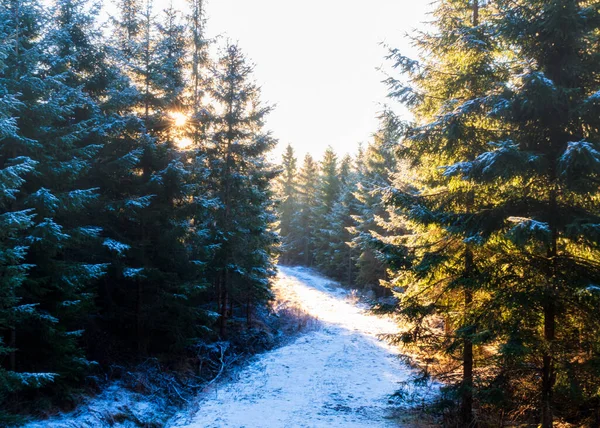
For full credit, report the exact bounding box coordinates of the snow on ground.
[21,382,173,428]
[170,266,434,428]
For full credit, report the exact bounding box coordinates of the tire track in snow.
[171,266,426,428]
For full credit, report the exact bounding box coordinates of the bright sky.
[102,0,431,160]
[204,0,432,161]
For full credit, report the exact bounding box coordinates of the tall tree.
[0,0,114,411]
[287,154,319,265]
[312,147,341,264]
[385,0,600,425]
[382,0,503,423]
[461,1,600,425]
[317,154,359,283]
[350,112,398,291]
[206,44,277,336]
[276,144,298,263]
[0,24,44,416]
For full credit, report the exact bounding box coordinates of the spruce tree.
[312,147,341,265]
[0,27,46,416]
[287,153,319,265]
[385,0,600,425]
[382,0,502,423]
[453,1,600,425]
[318,154,359,283]
[0,0,115,411]
[186,0,210,146]
[102,0,215,356]
[276,144,298,263]
[350,113,398,291]
[205,44,277,336]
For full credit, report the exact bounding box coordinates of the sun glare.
[170,111,188,127]
[177,137,193,150]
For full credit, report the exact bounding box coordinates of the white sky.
[104,0,432,161]
[205,0,432,161]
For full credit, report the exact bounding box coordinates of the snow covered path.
[171,266,424,428]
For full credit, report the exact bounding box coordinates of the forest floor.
[168,266,437,428]
[21,266,437,428]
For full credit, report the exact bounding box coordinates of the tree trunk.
[542,185,558,428]
[460,4,479,424]
[9,328,16,371]
[461,247,474,426]
[219,270,228,337]
[541,301,555,428]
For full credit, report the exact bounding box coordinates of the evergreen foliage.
[203,44,277,336]
[0,0,279,419]
[273,2,600,426]
[374,0,600,425]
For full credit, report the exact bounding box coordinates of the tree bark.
[460,4,479,425]
[10,328,16,371]
[461,244,474,426]
[541,301,555,428]
[542,185,558,428]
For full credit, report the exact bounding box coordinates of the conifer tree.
[276,144,298,263]
[186,0,210,146]
[350,113,398,291]
[385,0,600,425]
[0,0,281,416]
[0,0,116,410]
[312,147,341,263]
[449,1,600,425]
[103,0,215,356]
[318,154,359,283]
[382,0,502,423]
[205,44,277,336]
[0,25,46,416]
[287,154,319,265]
[155,5,187,131]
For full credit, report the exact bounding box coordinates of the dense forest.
[276,0,600,427]
[1,0,600,426]
[0,0,279,422]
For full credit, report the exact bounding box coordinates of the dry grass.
[270,278,321,336]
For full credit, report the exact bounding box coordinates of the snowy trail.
[171,266,425,428]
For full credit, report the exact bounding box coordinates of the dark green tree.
[350,113,398,292]
[381,0,504,424]
[275,144,298,263]
[317,154,359,284]
[0,0,113,413]
[205,44,278,336]
[287,153,319,265]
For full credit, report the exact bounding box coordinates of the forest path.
[171,266,430,428]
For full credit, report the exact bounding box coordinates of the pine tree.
[318,154,359,283]
[0,0,116,412]
[205,44,277,336]
[101,0,216,356]
[350,113,398,291]
[0,27,46,416]
[454,1,600,425]
[287,154,319,265]
[276,144,298,263]
[312,147,341,264]
[385,0,600,425]
[155,4,187,131]
[381,0,503,423]
[186,0,210,146]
